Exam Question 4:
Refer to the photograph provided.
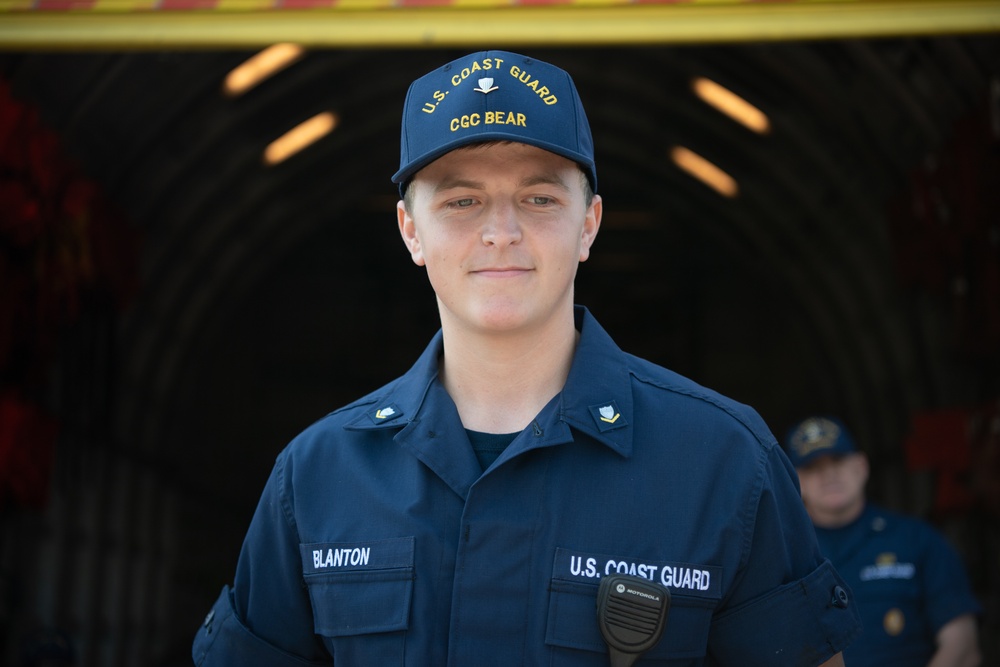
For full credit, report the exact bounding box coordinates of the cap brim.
[392,133,596,194]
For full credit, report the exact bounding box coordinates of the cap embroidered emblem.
[790,417,841,458]
[474,77,498,94]
[599,405,620,424]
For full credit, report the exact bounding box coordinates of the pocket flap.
[300,537,415,637]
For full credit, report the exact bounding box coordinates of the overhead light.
[224,43,304,97]
[670,146,739,198]
[692,77,770,135]
[263,112,338,166]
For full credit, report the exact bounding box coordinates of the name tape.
[300,536,414,575]
[554,547,721,599]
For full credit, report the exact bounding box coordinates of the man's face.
[397,142,601,336]
[796,452,868,517]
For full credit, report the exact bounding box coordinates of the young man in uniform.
[193,50,860,665]
[785,415,981,667]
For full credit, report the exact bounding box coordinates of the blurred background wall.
[0,2,998,665]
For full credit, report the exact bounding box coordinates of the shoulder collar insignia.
[589,401,627,432]
[368,403,404,425]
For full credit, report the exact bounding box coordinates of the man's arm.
[927,613,981,667]
[819,652,845,667]
[193,451,332,666]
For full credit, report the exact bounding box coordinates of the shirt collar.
[347,306,634,458]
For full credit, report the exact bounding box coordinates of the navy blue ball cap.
[783,416,859,468]
[392,50,596,196]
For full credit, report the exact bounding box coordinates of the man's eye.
[450,198,475,208]
[528,196,553,205]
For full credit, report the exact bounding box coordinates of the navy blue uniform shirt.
[815,503,980,667]
[193,307,860,665]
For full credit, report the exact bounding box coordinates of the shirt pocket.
[300,537,415,663]
[545,578,715,664]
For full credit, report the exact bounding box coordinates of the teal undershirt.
[466,429,519,471]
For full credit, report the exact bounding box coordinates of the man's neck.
[438,310,578,434]
[809,499,866,530]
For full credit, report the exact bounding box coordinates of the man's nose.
[815,459,841,478]
[481,202,522,247]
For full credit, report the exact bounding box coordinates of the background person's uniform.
[193,308,860,665]
[815,503,981,667]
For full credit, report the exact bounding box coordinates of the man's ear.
[579,194,602,263]
[857,453,871,485]
[397,200,425,267]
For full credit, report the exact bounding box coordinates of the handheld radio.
[596,574,671,667]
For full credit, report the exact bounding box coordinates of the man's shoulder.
[574,307,778,452]
[867,504,928,528]
[281,376,407,455]
[623,352,778,449]
[865,504,954,547]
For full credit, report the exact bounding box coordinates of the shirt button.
[831,585,849,608]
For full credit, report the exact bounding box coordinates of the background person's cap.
[392,50,596,196]
[783,416,859,468]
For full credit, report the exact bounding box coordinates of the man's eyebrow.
[431,171,573,193]
[519,172,573,191]
[433,177,485,193]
